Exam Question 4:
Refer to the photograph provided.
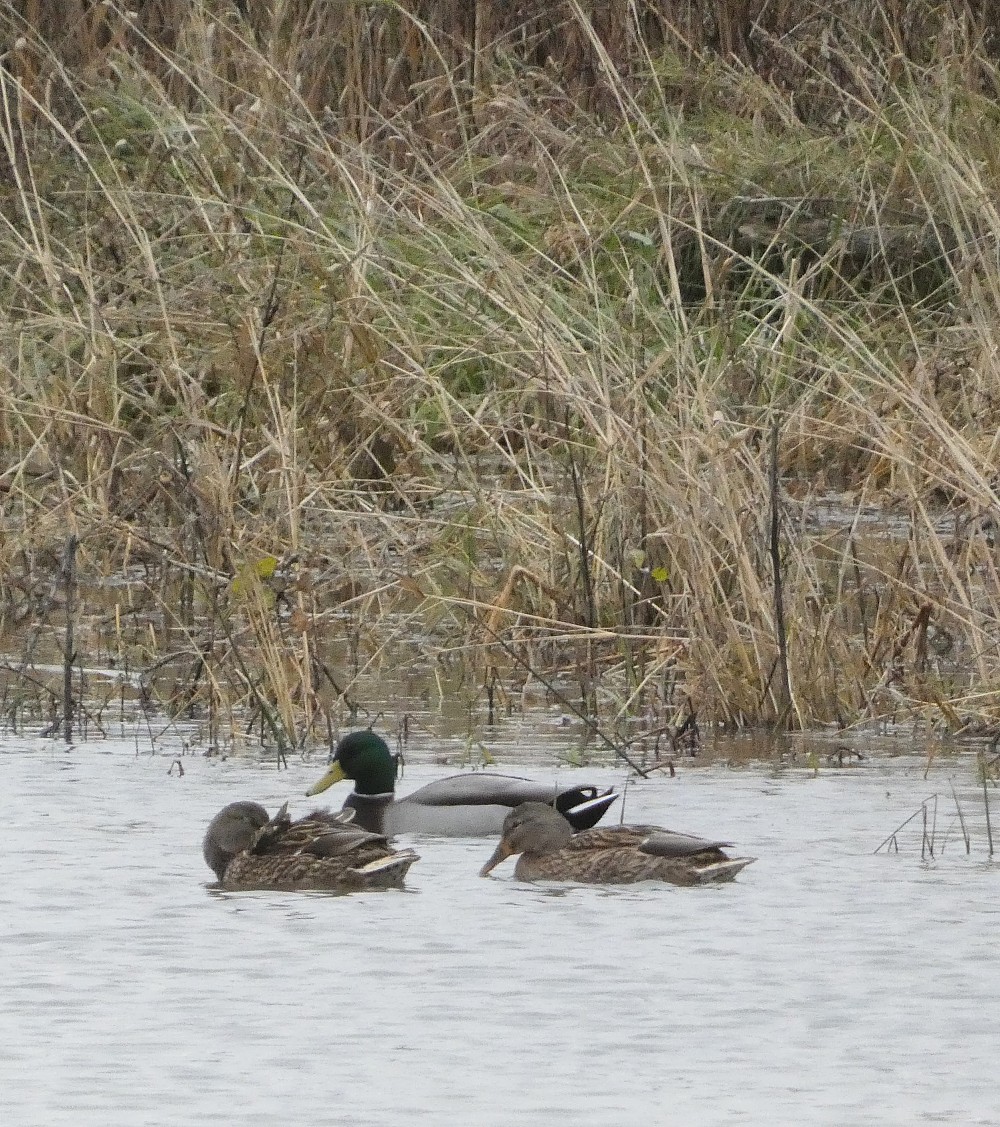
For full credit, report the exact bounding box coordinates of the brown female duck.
[203,800,418,891]
[479,802,754,886]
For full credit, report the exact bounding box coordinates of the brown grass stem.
[768,419,792,730]
[949,779,970,855]
[61,534,78,744]
[0,1,999,750]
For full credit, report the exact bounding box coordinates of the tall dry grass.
[0,0,999,752]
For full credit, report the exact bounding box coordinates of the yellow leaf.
[651,566,669,583]
[231,556,279,596]
[254,556,279,580]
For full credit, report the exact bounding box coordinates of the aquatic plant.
[0,2,999,749]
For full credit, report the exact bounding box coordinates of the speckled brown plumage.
[203,801,418,892]
[480,802,754,886]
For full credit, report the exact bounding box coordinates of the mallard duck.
[202,800,418,891]
[479,802,754,885]
[305,729,618,837]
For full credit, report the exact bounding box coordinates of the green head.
[306,730,398,797]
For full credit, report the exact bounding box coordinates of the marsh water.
[3,725,1000,1126]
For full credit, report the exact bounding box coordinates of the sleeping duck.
[203,800,418,891]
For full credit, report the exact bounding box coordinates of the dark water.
[3,733,999,1125]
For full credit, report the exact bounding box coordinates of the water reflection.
[1,732,999,1125]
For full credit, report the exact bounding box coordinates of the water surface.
[3,734,998,1125]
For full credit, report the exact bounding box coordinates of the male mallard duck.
[203,800,418,891]
[305,729,618,837]
[479,802,754,885]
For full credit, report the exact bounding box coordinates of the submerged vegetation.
[1,0,1000,752]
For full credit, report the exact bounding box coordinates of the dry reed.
[0,1,998,752]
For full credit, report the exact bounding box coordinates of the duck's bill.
[479,840,513,877]
[306,760,346,796]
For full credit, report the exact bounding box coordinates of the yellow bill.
[306,760,346,796]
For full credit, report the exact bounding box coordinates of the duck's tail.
[351,849,419,889]
[694,856,756,884]
[562,789,619,831]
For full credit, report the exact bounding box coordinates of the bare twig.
[874,796,940,855]
[949,779,970,854]
[769,419,792,729]
[62,535,78,744]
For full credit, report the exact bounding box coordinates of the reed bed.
[0,1,999,752]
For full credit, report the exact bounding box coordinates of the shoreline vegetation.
[2,1,1000,756]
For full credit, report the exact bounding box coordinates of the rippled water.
[3,733,1000,1126]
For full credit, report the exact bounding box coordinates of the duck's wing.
[637,828,754,879]
[405,773,616,818]
[638,829,737,859]
[565,824,665,852]
[222,839,419,891]
[307,807,356,826]
[565,824,736,858]
[251,805,392,862]
[296,820,418,883]
[300,822,393,860]
[404,773,554,807]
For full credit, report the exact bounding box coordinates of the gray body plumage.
[306,730,618,837]
[343,774,618,836]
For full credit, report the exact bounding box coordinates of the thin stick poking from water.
[62,535,78,745]
[920,796,937,859]
[564,407,596,634]
[874,796,940,854]
[769,420,792,729]
[980,753,994,856]
[950,779,970,854]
